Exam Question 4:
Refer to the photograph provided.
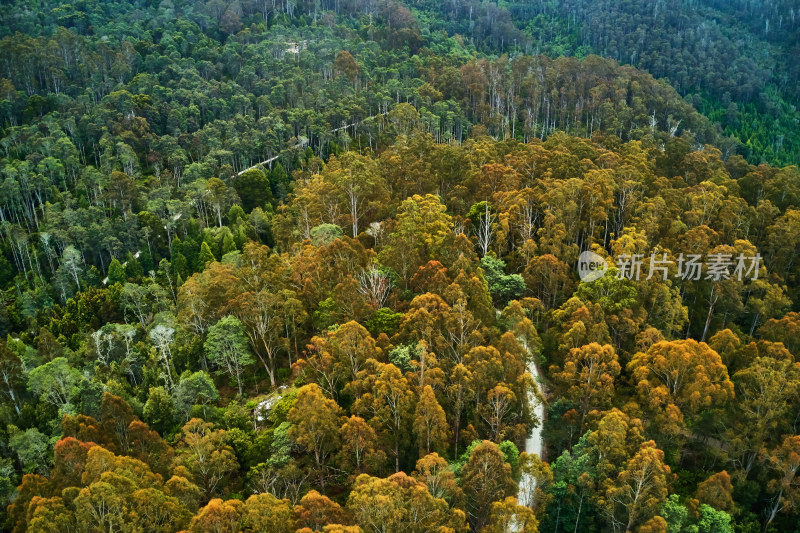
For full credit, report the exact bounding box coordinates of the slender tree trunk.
[701,286,718,342]
[763,489,782,533]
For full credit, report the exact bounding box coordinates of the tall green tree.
[204,316,254,396]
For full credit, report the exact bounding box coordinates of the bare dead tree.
[357,266,392,309]
[477,201,495,257]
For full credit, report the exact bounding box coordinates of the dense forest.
[409,0,800,166]
[0,0,799,532]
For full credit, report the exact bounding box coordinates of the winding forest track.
[509,335,546,532]
[518,355,545,508]
[235,112,389,176]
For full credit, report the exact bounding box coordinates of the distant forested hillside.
[3,0,797,166]
[412,0,800,165]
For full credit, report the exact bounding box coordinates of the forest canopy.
[0,1,799,532]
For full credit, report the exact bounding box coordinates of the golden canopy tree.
[727,357,800,476]
[129,488,194,532]
[766,208,800,287]
[188,498,243,533]
[296,342,341,401]
[518,452,553,511]
[60,392,174,477]
[485,497,540,533]
[758,311,800,357]
[177,261,240,336]
[476,162,520,198]
[413,384,449,454]
[75,447,171,531]
[294,233,372,290]
[550,342,621,430]
[172,419,238,500]
[346,472,467,533]
[409,260,451,295]
[464,345,507,420]
[481,383,517,442]
[523,254,574,310]
[290,174,342,240]
[694,471,735,513]
[398,292,483,366]
[332,50,360,83]
[535,210,580,265]
[413,452,463,507]
[21,444,195,533]
[313,320,379,384]
[188,493,297,533]
[405,341,446,394]
[378,133,440,198]
[707,328,743,371]
[460,440,516,531]
[295,490,348,531]
[628,340,734,437]
[234,242,290,293]
[323,152,388,236]
[288,383,343,491]
[446,362,476,457]
[499,298,543,355]
[601,441,671,533]
[25,496,75,532]
[8,474,50,533]
[585,408,647,481]
[240,493,297,532]
[338,415,381,476]
[762,435,800,531]
[494,188,539,261]
[379,194,454,286]
[351,361,415,472]
[547,297,611,360]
